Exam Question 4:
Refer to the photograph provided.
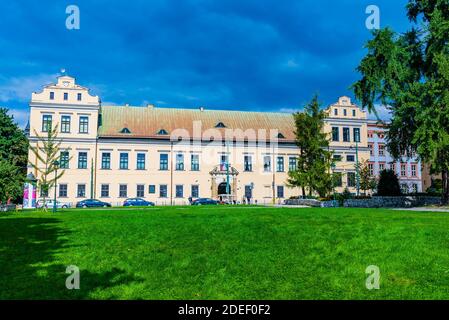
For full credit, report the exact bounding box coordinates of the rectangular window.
[369,143,373,156]
[77,184,86,198]
[343,109,347,116]
[352,110,356,117]
[77,93,82,101]
[346,155,355,162]
[175,185,183,198]
[276,156,284,172]
[79,116,89,133]
[119,153,128,170]
[220,154,229,171]
[333,154,342,162]
[401,164,407,177]
[160,154,168,170]
[78,152,87,169]
[343,127,350,142]
[353,128,360,142]
[379,163,385,172]
[332,127,339,141]
[368,163,374,176]
[119,184,127,198]
[334,109,338,116]
[159,185,168,198]
[61,115,71,133]
[347,172,356,187]
[277,185,284,198]
[60,151,70,169]
[136,153,146,170]
[49,92,54,100]
[334,174,343,187]
[101,184,109,197]
[378,144,385,156]
[148,185,156,194]
[411,164,417,177]
[40,188,48,198]
[401,184,408,194]
[245,185,253,199]
[244,155,253,172]
[42,115,52,132]
[412,183,418,193]
[101,153,111,169]
[288,157,297,171]
[59,184,68,197]
[263,155,271,172]
[176,154,184,171]
[63,92,68,100]
[137,184,145,197]
[191,154,200,171]
[191,185,199,198]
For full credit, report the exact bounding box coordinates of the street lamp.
[350,131,361,197]
[331,162,336,200]
[52,160,59,213]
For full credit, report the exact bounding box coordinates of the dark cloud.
[0,0,410,125]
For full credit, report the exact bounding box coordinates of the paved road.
[393,207,449,212]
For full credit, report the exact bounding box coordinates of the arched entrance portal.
[217,182,231,196]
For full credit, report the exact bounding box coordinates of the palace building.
[27,75,370,205]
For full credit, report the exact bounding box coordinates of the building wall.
[325,96,370,194]
[367,122,423,193]
[28,77,371,205]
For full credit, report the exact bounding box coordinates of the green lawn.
[1,206,449,299]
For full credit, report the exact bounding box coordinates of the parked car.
[191,198,219,205]
[76,199,111,208]
[37,199,70,209]
[123,198,155,206]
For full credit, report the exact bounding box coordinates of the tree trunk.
[442,169,449,205]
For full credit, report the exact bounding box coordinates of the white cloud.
[0,73,58,102]
[3,108,29,129]
[368,104,392,122]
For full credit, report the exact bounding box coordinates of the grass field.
[1,206,449,299]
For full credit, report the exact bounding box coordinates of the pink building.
[367,121,422,193]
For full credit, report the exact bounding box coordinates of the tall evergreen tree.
[287,95,335,198]
[0,108,28,203]
[353,0,449,203]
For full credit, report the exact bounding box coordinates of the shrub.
[377,169,401,196]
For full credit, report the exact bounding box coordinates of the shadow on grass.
[0,216,142,299]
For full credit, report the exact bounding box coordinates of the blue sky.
[0,0,410,127]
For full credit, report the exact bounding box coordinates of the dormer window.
[215,122,226,128]
[120,127,131,134]
[157,129,169,135]
[277,132,285,139]
[63,92,68,101]
[49,92,54,100]
[334,109,338,116]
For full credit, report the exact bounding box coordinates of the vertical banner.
[23,182,37,209]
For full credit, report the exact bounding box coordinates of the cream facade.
[28,76,370,206]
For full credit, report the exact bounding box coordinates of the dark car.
[76,199,111,208]
[123,198,155,207]
[191,198,219,205]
